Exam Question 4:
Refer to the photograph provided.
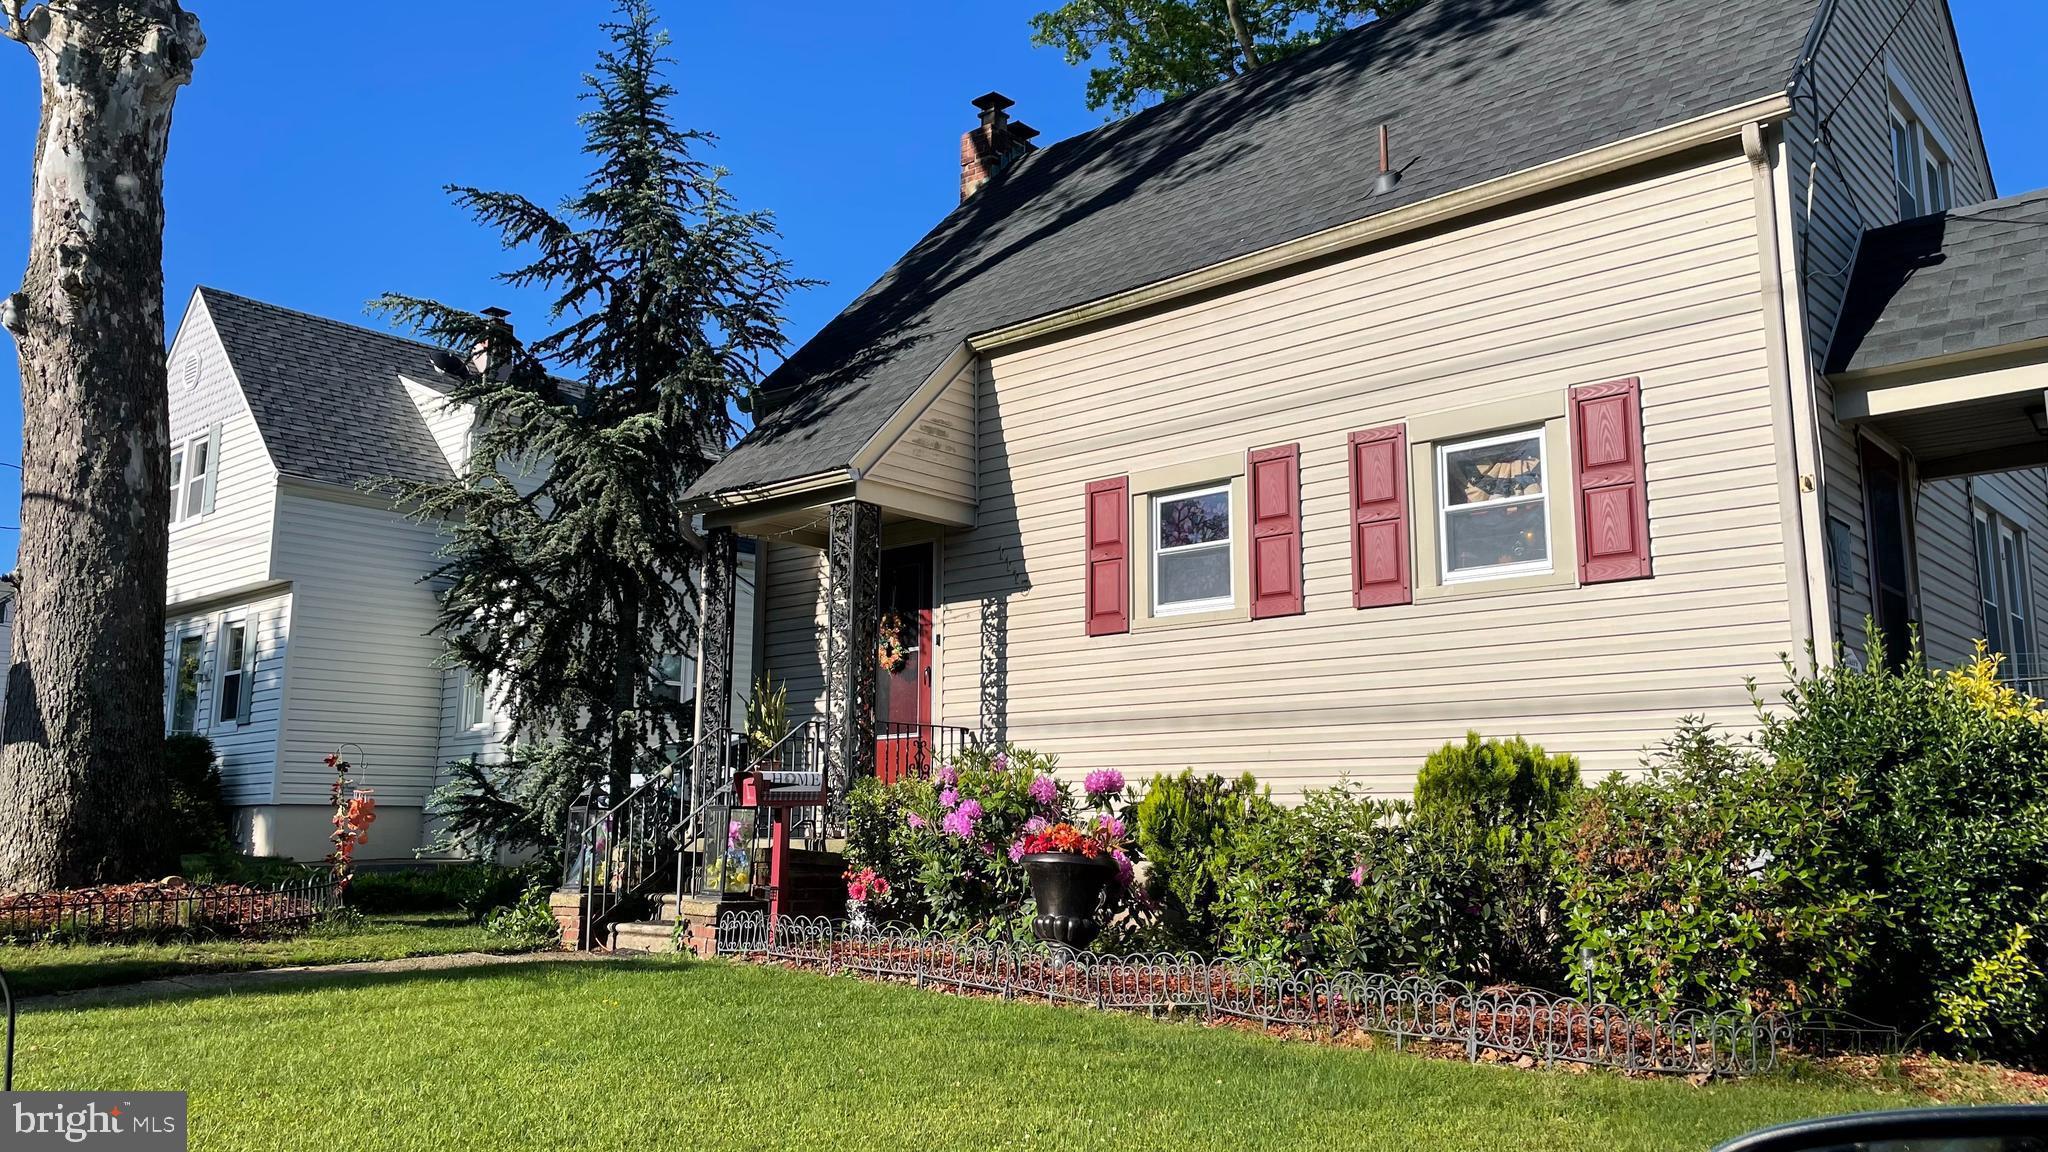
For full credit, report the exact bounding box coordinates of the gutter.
[1745,120,1820,662]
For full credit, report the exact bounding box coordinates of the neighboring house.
[681,0,2048,800]
[163,289,755,860]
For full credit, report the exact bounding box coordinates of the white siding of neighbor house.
[164,591,293,806]
[1786,0,2048,667]
[166,297,280,606]
[269,486,449,808]
[868,356,979,510]
[916,148,1794,798]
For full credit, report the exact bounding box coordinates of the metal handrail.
[569,750,692,951]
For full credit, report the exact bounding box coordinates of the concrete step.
[609,919,679,954]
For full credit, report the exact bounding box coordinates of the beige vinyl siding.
[269,487,449,806]
[937,149,1789,798]
[760,541,829,721]
[867,356,978,508]
[166,298,279,604]
[1786,0,2021,665]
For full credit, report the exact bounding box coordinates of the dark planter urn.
[1022,852,1112,949]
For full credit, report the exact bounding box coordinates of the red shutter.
[1349,424,1411,608]
[1084,476,1130,636]
[1571,377,1651,583]
[1248,444,1303,619]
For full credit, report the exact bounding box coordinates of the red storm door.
[874,542,936,783]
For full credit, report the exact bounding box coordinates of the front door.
[875,544,935,783]
[1860,437,1915,669]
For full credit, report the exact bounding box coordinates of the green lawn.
[10,957,1971,1152]
[0,914,516,997]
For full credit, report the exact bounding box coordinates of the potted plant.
[1013,813,1128,949]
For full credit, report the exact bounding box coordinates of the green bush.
[1554,718,1875,1016]
[1415,732,1579,828]
[348,862,549,921]
[1756,638,2048,1062]
[1133,772,1273,951]
[164,734,235,856]
[483,884,562,950]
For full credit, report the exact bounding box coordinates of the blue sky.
[1,0,2044,572]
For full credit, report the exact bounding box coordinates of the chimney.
[960,92,1039,202]
[470,306,514,379]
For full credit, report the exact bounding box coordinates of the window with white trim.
[1436,428,1551,582]
[169,431,212,524]
[215,616,252,727]
[652,650,692,703]
[1150,483,1234,615]
[460,667,489,731]
[1975,503,2036,681]
[168,628,206,734]
[1890,101,1952,219]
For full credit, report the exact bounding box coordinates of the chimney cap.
[971,91,1015,112]
[1009,121,1041,143]
[481,306,512,322]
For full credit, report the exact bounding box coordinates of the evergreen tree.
[375,0,808,802]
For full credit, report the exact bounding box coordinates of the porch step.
[609,919,679,954]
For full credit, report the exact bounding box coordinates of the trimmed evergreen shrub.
[1415,732,1580,828]
[164,734,235,856]
[1132,771,1273,951]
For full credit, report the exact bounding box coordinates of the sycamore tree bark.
[0,0,204,891]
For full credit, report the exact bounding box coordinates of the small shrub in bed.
[483,884,562,950]
[1132,771,1274,951]
[347,862,549,921]
[164,733,236,856]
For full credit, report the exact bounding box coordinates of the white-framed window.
[167,627,207,734]
[1436,427,1551,583]
[214,614,253,728]
[1150,482,1234,615]
[652,650,692,703]
[169,430,213,524]
[1890,98,1953,219]
[1975,503,2035,680]
[459,667,489,731]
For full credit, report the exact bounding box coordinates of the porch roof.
[1827,189,2048,377]
[1827,189,2048,480]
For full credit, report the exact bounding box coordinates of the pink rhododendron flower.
[934,763,958,787]
[992,752,1010,771]
[1028,775,1059,807]
[1349,863,1366,888]
[1097,814,1126,841]
[1007,839,1026,863]
[1083,769,1125,799]
[1023,815,1049,835]
[939,788,959,810]
[906,811,927,830]
[1111,848,1134,888]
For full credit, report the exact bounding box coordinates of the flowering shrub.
[845,743,1112,937]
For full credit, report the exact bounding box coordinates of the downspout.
[1745,121,1819,661]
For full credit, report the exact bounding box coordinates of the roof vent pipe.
[1374,124,1401,196]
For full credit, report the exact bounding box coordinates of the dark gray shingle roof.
[199,287,458,488]
[1827,189,2048,376]
[687,0,1822,500]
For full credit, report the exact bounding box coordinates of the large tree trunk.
[0,0,204,892]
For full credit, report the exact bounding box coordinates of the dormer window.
[1890,90,1954,219]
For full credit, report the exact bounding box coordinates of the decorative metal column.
[693,526,739,809]
[825,500,882,797]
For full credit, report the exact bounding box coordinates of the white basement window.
[1151,483,1234,615]
[1437,428,1551,583]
